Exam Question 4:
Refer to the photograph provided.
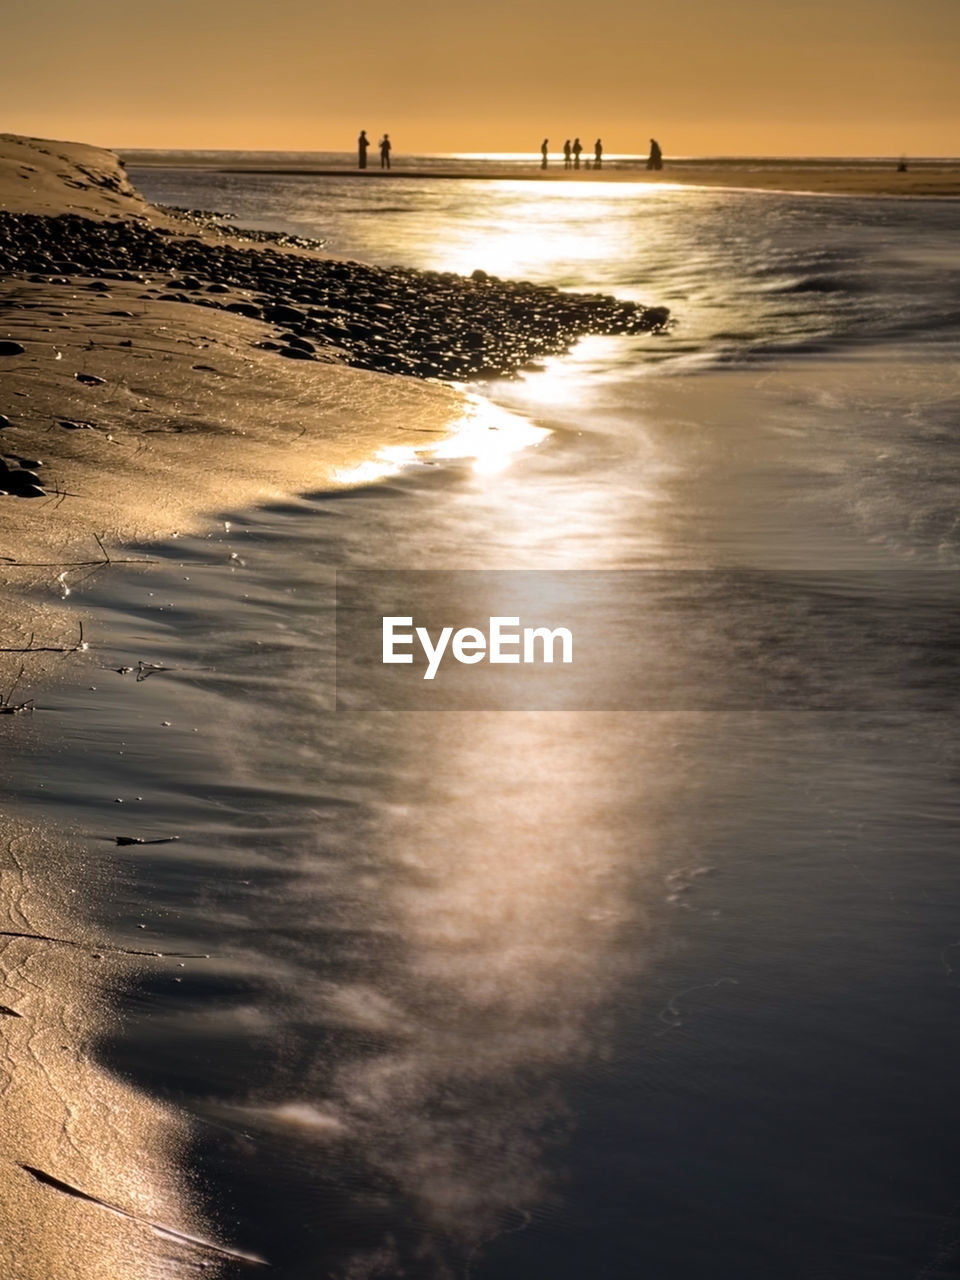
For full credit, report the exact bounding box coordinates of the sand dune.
[1,133,153,219]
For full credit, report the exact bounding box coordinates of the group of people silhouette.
[355,131,663,173]
[539,138,663,170]
[357,131,391,170]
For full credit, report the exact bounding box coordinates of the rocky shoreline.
[0,210,669,382]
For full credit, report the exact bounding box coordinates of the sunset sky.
[2,0,958,155]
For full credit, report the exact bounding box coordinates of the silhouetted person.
[380,133,391,169]
[897,156,908,172]
[358,130,370,170]
[563,139,572,169]
[647,138,662,171]
[540,138,549,169]
[594,138,603,169]
[572,137,582,169]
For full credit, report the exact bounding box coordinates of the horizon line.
[114,148,960,162]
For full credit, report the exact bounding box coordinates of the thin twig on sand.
[0,531,158,569]
[0,619,86,655]
[0,662,34,715]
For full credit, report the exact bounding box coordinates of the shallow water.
[13,177,960,1277]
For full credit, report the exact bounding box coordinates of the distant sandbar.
[122,155,960,198]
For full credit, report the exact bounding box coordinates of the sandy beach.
[0,136,467,1278]
[2,135,464,1279]
[0,134,502,1271]
[0,136,445,676]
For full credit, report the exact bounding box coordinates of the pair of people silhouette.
[357,131,391,170]
[562,139,581,169]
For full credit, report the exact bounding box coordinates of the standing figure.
[540,138,549,169]
[380,134,392,170]
[594,138,603,169]
[563,139,572,169]
[357,130,370,170]
[647,138,662,171]
[572,137,582,169]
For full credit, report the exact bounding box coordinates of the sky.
[2,0,958,155]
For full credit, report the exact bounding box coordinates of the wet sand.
[0,134,404,1277]
[0,139,460,1276]
[0,815,264,1279]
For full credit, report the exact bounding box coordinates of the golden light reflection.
[416,179,690,282]
[500,337,622,409]
[329,444,421,486]
[331,395,549,486]
[319,711,680,1275]
[432,398,548,474]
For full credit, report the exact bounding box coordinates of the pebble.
[225,300,262,318]
[281,334,316,353]
[0,209,671,385]
[4,483,45,498]
[266,303,307,324]
[0,459,46,498]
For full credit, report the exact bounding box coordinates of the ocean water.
[13,173,960,1277]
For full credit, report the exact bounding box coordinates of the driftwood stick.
[0,620,86,655]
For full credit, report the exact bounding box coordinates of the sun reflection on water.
[331,394,550,486]
[402,179,689,284]
[314,710,668,1276]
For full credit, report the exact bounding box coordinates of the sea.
[8,154,960,1278]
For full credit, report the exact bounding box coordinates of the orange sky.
[2,0,958,155]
